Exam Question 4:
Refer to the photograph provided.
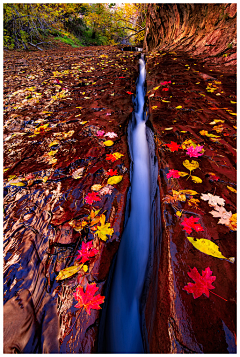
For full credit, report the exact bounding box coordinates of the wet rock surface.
[143,48,236,352]
[3,44,139,353]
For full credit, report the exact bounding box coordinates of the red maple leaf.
[166,169,180,179]
[106,169,118,176]
[181,216,204,234]
[162,88,169,91]
[73,283,105,314]
[126,91,133,95]
[183,267,216,299]
[76,241,98,264]
[166,141,181,152]
[85,192,101,205]
[106,154,117,162]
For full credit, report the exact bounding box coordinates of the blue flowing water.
[105,55,150,353]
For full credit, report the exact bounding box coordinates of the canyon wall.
[143,3,236,68]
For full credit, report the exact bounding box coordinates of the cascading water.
[105,54,151,353]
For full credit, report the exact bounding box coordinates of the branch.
[124,28,145,40]
[28,42,43,50]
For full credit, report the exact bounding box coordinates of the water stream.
[105,54,151,353]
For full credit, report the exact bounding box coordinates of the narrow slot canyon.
[3,3,236,354]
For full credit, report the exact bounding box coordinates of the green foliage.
[3,3,147,50]
[227,43,233,49]
[54,33,83,47]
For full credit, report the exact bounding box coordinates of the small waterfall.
[105,54,151,353]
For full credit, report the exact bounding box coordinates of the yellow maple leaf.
[187,198,200,207]
[175,105,182,109]
[172,190,186,202]
[228,213,237,231]
[181,139,196,150]
[96,214,114,241]
[183,160,199,172]
[152,106,158,109]
[187,237,235,263]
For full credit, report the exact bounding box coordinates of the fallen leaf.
[9,181,26,187]
[172,190,186,202]
[178,171,188,177]
[199,130,220,138]
[186,145,204,158]
[72,167,85,179]
[181,216,204,234]
[91,184,102,191]
[187,198,200,208]
[228,213,237,231]
[104,132,118,138]
[97,130,105,137]
[96,214,114,241]
[183,160,199,172]
[99,185,114,196]
[166,169,180,179]
[182,139,197,150]
[56,264,87,281]
[76,241,98,264]
[191,176,202,183]
[85,192,101,205]
[106,152,123,162]
[106,169,118,176]
[175,105,182,109]
[179,189,198,195]
[227,186,237,193]
[200,193,225,207]
[103,140,114,146]
[166,141,181,152]
[73,283,105,314]
[187,237,235,263]
[107,175,123,185]
[183,267,216,299]
[176,211,182,217]
[209,205,232,226]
